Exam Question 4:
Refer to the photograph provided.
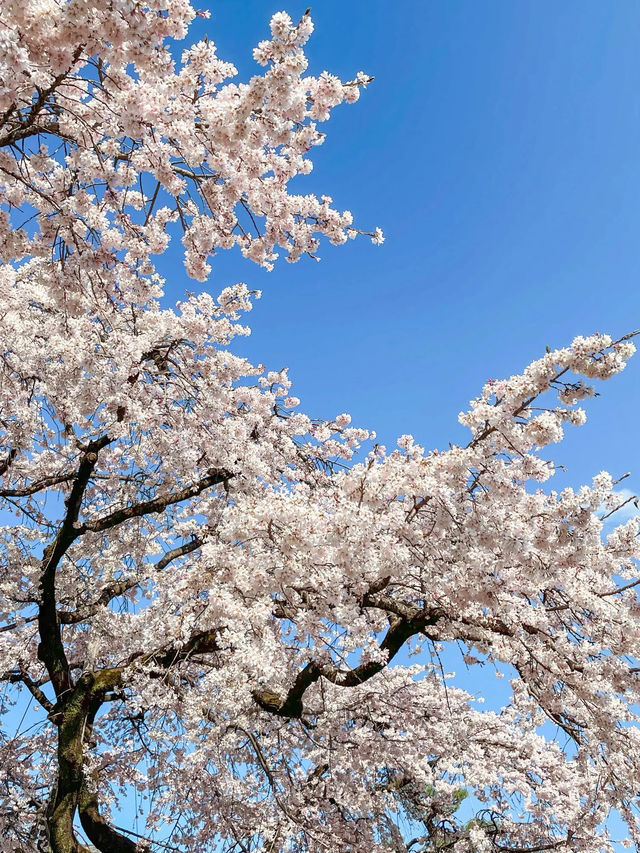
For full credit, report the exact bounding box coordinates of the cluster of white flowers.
[0,0,381,293]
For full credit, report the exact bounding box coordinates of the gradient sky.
[163,0,640,503]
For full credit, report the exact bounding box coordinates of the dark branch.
[59,537,204,625]
[38,435,112,699]
[80,469,231,535]
[2,668,54,713]
[0,470,77,498]
[0,44,84,148]
[254,605,440,718]
[78,781,139,853]
[0,447,16,477]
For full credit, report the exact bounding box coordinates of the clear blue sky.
[168,0,640,499]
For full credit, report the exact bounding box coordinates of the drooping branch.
[226,725,302,826]
[2,667,54,713]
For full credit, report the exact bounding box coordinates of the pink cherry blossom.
[1,5,639,853]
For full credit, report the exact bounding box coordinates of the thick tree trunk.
[46,670,138,853]
[47,673,98,853]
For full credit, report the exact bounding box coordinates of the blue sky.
[168,0,640,501]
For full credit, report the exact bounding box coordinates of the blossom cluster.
[0,0,379,293]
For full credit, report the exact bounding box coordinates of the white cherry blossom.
[0,5,639,853]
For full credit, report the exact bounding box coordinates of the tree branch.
[254,606,440,718]
[0,44,84,148]
[78,781,139,853]
[0,470,77,498]
[2,668,54,713]
[80,470,231,535]
[38,435,112,699]
[58,537,204,625]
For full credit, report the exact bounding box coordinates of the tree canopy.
[1,3,639,852]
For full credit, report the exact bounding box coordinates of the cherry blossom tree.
[1,3,640,853]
